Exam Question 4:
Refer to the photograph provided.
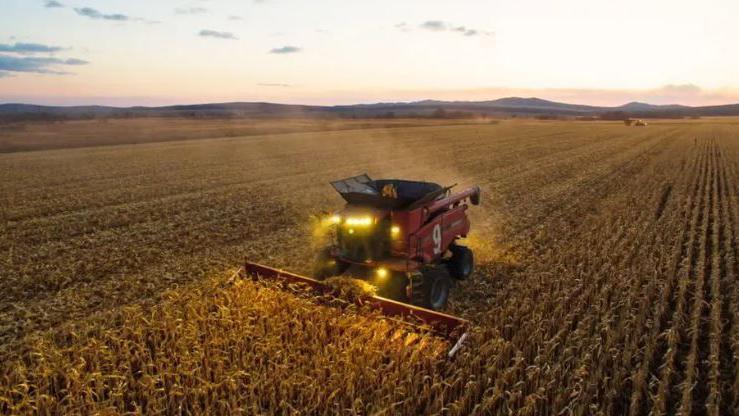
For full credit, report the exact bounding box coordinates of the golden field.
[0,117,737,414]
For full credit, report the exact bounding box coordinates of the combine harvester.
[242,174,481,357]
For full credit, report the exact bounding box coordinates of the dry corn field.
[0,118,737,415]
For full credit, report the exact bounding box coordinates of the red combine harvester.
[243,174,480,356]
[315,174,480,309]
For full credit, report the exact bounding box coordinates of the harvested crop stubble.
[2,119,739,414]
[323,276,378,299]
[0,272,450,414]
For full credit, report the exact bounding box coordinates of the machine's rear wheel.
[313,247,349,280]
[410,267,451,310]
[447,244,474,280]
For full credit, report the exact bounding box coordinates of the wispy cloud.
[73,7,159,23]
[414,20,493,37]
[228,15,243,20]
[175,7,208,15]
[258,83,292,87]
[74,7,128,21]
[451,26,479,36]
[395,22,410,32]
[269,45,301,54]
[44,0,64,8]
[198,30,238,40]
[0,42,64,54]
[420,20,446,31]
[0,54,88,75]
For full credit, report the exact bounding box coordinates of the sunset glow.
[1,0,737,106]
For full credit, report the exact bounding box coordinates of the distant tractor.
[624,119,647,127]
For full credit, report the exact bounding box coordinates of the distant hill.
[482,97,601,112]
[692,103,739,116]
[1,97,738,121]
[0,102,330,120]
[616,101,689,111]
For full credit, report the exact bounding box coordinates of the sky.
[0,0,738,107]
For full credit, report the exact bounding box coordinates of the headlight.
[376,268,389,279]
[344,216,373,227]
[319,214,342,227]
[390,225,400,238]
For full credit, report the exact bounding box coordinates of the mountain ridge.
[1,97,738,120]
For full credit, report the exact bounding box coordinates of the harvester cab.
[315,174,481,311]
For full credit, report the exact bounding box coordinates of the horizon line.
[1,95,737,109]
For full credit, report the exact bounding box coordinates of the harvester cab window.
[381,183,398,199]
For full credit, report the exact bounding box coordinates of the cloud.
[44,0,64,8]
[74,7,128,21]
[451,26,479,36]
[652,84,702,96]
[632,84,717,105]
[395,22,409,32]
[0,54,88,75]
[269,45,300,54]
[62,58,88,65]
[420,20,446,31]
[258,83,292,87]
[72,6,159,23]
[175,7,208,15]
[416,20,493,37]
[228,15,243,20]
[0,71,12,78]
[198,30,238,39]
[0,42,64,54]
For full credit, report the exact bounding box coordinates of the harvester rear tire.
[410,268,451,310]
[447,244,474,280]
[313,247,349,280]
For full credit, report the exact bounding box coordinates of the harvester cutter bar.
[240,261,470,357]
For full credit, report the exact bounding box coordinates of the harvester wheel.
[410,268,451,310]
[447,244,474,280]
[313,247,349,280]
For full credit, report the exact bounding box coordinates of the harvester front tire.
[313,248,348,280]
[410,268,451,310]
[448,245,474,280]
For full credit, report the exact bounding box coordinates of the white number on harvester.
[432,224,442,254]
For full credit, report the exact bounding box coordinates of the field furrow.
[719,135,739,415]
[678,138,715,416]
[653,137,709,415]
[629,138,704,416]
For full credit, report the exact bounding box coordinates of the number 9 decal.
[432,224,442,254]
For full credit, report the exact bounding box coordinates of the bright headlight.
[376,268,389,279]
[345,216,373,227]
[320,214,342,227]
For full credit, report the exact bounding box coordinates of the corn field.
[0,119,737,414]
